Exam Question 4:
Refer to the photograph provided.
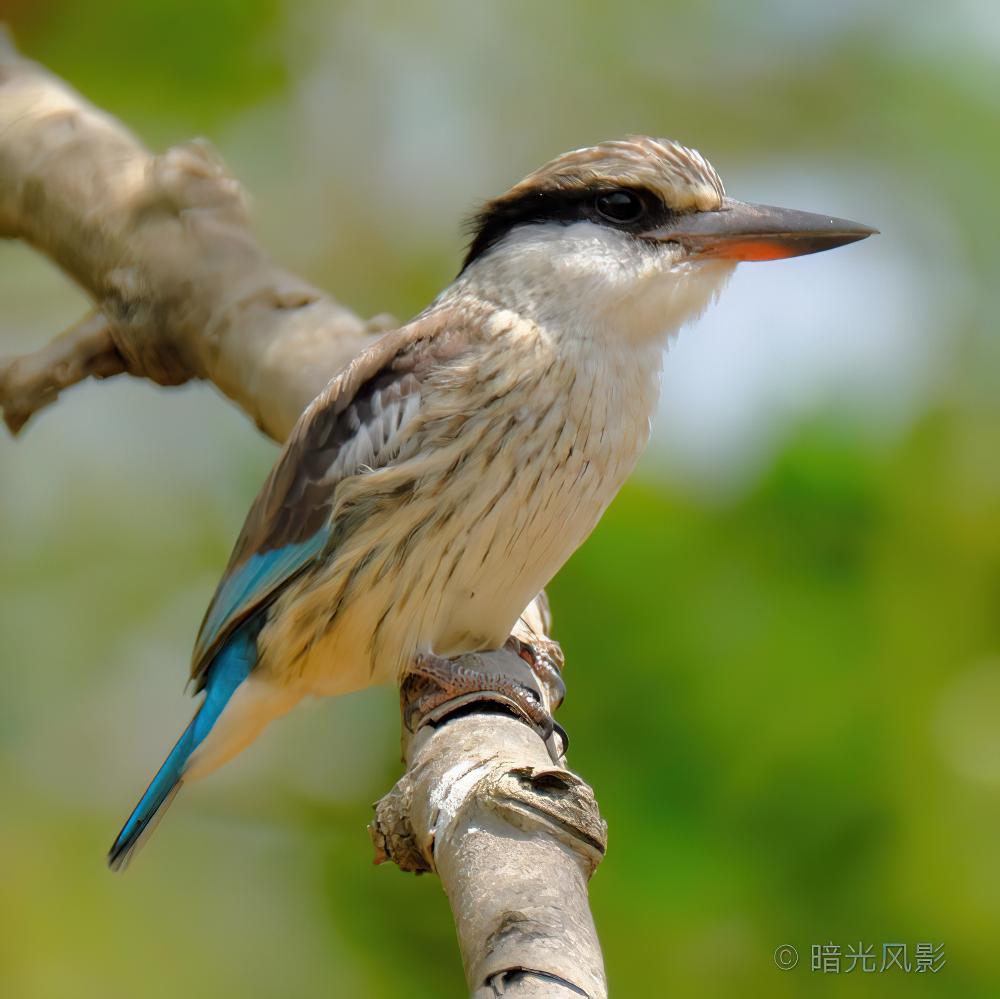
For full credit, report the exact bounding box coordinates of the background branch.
[0,28,607,997]
[0,25,388,442]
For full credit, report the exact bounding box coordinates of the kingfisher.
[109,136,876,868]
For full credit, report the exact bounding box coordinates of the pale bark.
[0,27,607,998]
[0,24,389,440]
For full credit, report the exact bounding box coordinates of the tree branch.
[0,27,607,996]
[0,24,390,442]
[372,611,607,998]
[0,309,124,434]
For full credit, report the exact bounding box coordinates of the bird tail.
[107,718,197,871]
[107,621,260,871]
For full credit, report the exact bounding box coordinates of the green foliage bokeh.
[0,2,997,996]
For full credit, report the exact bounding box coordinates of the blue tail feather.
[107,619,261,871]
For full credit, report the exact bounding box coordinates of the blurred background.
[1,1,998,996]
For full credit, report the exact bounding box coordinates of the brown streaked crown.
[501,136,724,211]
[463,136,725,271]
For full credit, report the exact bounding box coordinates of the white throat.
[454,220,736,347]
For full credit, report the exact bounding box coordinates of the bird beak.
[645,197,879,261]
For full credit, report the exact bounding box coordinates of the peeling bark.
[373,706,606,998]
[0,27,607,996]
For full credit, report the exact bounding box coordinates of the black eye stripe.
[462,186,675,272]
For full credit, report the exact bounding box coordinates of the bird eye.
[594,190,646,224]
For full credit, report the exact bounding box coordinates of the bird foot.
[506,634,566,711]
[401,650,567,762]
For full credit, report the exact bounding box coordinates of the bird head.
[459,136,876,345]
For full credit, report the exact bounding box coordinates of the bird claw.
[401,650,566,762]
[506,635,566,711]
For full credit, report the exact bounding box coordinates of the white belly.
[268,332,661,695]
[431,438,637,656]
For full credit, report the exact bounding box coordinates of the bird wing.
[190,312,470,688]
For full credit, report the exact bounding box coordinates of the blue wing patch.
[192,532,328,683]
[189,322,430,686]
